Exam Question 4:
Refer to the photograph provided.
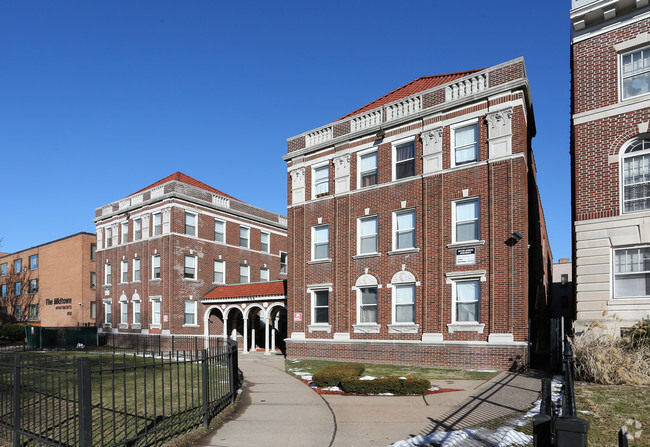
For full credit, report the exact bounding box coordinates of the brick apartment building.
[283,58,552,370]
[571,0,650,333]
[0,232,97,327]
[94,173,288,351]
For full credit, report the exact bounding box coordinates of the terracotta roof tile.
[339,70,483,120]
[202,280,287,300]
[130,172,239,201]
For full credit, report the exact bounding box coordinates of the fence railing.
[0,339,240,446]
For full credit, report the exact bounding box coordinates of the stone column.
[334,154,350,194]
[486,108,513,159]
[290,168,306,205]
[422,128,443,174]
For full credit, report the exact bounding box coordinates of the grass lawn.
[575,383,650,445]
[285,358,499,382]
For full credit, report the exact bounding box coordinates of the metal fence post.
[556,337,589,447]
[13,356,20,447]
[533,378,553,446]
[77,357,92,447]
[201,349,209,428]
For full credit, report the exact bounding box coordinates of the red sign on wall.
[294,312,302,322]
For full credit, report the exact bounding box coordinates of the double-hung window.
[453,124,478,165]
[313,164,329,196]
[28,305,38,320]
[133,298,141,324]
[184,255,197,280]
[214,260,225,284]
[153,213,162,235]
[90,243,96,261]
[454,199,480,243]
[394,284,415,323]
[105,301,112,324]
[105,263,112,285]
[395,141,415,179]
[239,264,250,283]
[133,258,141,282]
[184,300,196,325]
[358,216,378,254]
[152,255,161,279]
[15,282,22,296]
[185,212,197,236]
[312,225,329,260]
[29,255,38,270]
[280,252,288,274]
[312,290,329,324]
[133,218,142,241]
[215,220,225,243]
[621,47,650,100]
[614,246,650,297]
[121,300,128,324]
[0,264,6,276]
[151,299,161,325]
[260,232,270,252]
[359,151,378,187]
[260,267,269,282]
[394,210,416,250]
[122,222,129,244]
[240,226,249,248]
[106,227,113,247]
[14,305,21,320]
[358,287,378,324]
[121,260,128,283]
[29,279,38,294]
[14,259,21,273]
[90,272,97,289]
[454,279,480,323]
[622,139,650,213]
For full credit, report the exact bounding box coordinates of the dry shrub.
[571,322,650,386]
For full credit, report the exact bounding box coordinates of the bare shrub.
[571,322,650,386]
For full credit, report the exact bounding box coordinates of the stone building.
[283,58,552,370]
[571,0,650,333]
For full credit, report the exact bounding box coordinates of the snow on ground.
[359,375,376,380]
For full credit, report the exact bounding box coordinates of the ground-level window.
[614,246,650,297]
[394,284,415,323]
[312,290,329,324]
[90,301,97,319]
[184,300,196,325]
[132,295,141,324]
[453,279,481,322]
[151,299,161,325]
[105,301,112,324]
[28,304,38,320]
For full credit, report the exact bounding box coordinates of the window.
[184,255,197,280]
[214,260,225,284]
[454,279,480,322]
[358,216,378,254]
[394,284,415,323]
[453,124,478,165]
[28,304,38,320]
[153,213,162,235]
[239,226,249,248]
[0,264,6,276]
[0,306,6,315]
[152,255,161,279]
[359,151,378,187]
[14,305,21,320]
[215,220,225,243]
[184,300,196,325]
[105,263,112,285]
[29,255,38,270]
[260,267,269,282]
[614,246,650,297]
[133,258,141,282]
[90,243,96,261]
[106,227,113,247]
[312,225,329,260]
[15,282,21,296]
[0,285,6,297]
[121,300,128,324]
[239,264,250,283]
[105,301,112,324]
[358,287,378,324]
[621,47,650,100]
[29,279,38,294]
[90,272,96,289]
[151,299,161,325]
[312,290,329,324]
[394,210,416,250]
[14,259,22,273]
[313,164,329,196]
[280,252,288,274]
[561,274,568,286]
[621,139,650,213]
[395,141,415,179]
[133,299,141,324]
[185,212,197,236]
[133,218,142,241]
[121,260,128,283]
[122,222,129,244]
[260,232,270,252]
[454,199,480,242]
[90,301,96,319]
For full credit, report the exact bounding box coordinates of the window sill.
[212,282,226,286]
[132,281,141,284]
[131,324,141,330]
[149,278,162,282]
[308,258,332,265]
[352,253,381,259]
[387,248,420,256]
[104,284,112,288]
[182,278,200,282]
[182,324,200,328]
[446,240,485,249]
[119,282,129,285]
[118,323,129,329]
[388,323,419,334]
[447,323,485,333]
[308,324,332,333]
[353,324,381,334]
[103,324,112,329]
[150,324,162,329]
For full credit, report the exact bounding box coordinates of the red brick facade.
[284,59,552,370]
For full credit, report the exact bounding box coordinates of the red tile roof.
[339,69,483,120]
[202,280,287,300]
[130,172,239,201]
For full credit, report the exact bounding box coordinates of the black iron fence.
[97,332,224,356]
[0,339,240,446]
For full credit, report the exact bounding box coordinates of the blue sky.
[0,1,571,259]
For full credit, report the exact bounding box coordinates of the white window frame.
[185,212,197,236]
[311,289,330,325]
[121,221,129,244]
[239,264,250,283]
[120,299,128,325]
[215,219,225,243]
[133,218,142,241]
[393,209,416,251]
[358,215,378,255]
[453,198,480,243]
[120,260,128,283]
[214,260,225,284]
[357,286,379,325]
[133,258,141,282]
[392,136,416,181]
[312,225,330,261]
[152,254,161,279]
[151,297,161,326]
[451,278,481,324]
[132,295,141,325]
[392,284,416,324]
[312,162,330,198]
[620,138,650,214]
[184,255,197,280]
[620,45,650,101]
[451,120,479,167]
[260,231,270,253]
[153,212,162,236]
[184,300,197,326]
[357,148,378,188]
[104,263,112,285]
[239,226,250,248]
[613,246,650,298]
[260,267,269,282]
[104,300,112,325]
[105,227,113,247]
[280,251,288,274]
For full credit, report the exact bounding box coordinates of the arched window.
[622,138,650,213]
[355,274,379,325]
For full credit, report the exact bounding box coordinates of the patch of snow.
[399,376,408,380]
[321,386,341,392]
[359,375,376,380]
[287,359,300,363]
[388,426,532,447]
[378,393,394,396]
[292,371,313,381]
[429,386,440,391]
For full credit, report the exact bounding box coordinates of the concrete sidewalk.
[197,354,541,447]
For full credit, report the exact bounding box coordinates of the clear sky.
[0,1,571,259]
